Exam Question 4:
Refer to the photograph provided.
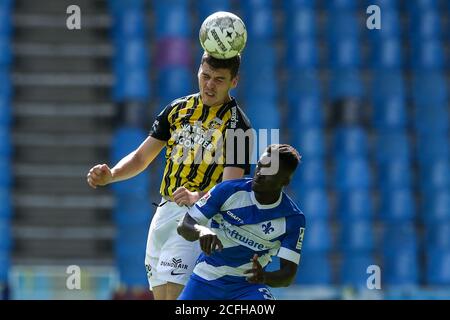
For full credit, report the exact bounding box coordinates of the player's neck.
[253,190,282,205]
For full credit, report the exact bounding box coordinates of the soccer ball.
[199,11,247,60]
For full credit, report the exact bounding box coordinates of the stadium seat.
[293,159,327,189]
[112,8,147,40]
[108,0,146,14]
[242,43,276,74]
[371,71,405,99]
[410,9,442,40]
[0,250,10,283]
[339,221,375,252]
[411,39,444,71]
[297,188,330,220]
[115,39,149,70]
[379,189,416,222]
[301,219,331,253]
[412,72,448,105]
[295,253,332,285]
[426,248,450,286]
[414,105,449,135]
[289,37,318,71]
[285,8,316,39]
[0,188,11,219]
[326,11,359,41]
[337,189,374,221]
[0,99,11,126]
[334,157,371,190]
[243,7,274,40]
[244,98,281,130]
[287,70,321,100]
[111,127,150,195]
[333,126,368,157]
[375,131,411,164]
[426,223,450,249]
[241,67,278,100]
[378,159,412,190]
[117,253,148,287]
[288,93,323,129]
[367,0,398,10]
[372,38,402,70]
[372,94,407,130]
[114,194,152,226]
[329,37,361,70]
[327,0,356,11]
[294,127,325,158]
[0,218,11,251]
[0,70,12,101]
[422,190,450,224]
[329,70,364,100]
[0,158,11,187]
[157,66,193,105]
[409,0,439,11]
[0,6,12,37]
[283,0,314,11]
[383,223,418,250]
[0,37,11,67]
[197,0,231,21]
[416,133,449,164]
[154,1,191,39]
[155,38,191,68]
[114,68,150,103]
[369,9,400,40]
[383,247,419,286]
[340,253,376,288]
[420,158,450,192]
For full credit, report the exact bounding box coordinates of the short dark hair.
[201,51,241,79]
[267,144,302,173]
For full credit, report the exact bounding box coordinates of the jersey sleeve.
[223,106,254,174]
[149,104,172,141]
[278,214,306,265]
[187,182,229,225]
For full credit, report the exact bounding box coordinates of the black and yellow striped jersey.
[150,93,253,197]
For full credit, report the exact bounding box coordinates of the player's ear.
[231,75,239,88]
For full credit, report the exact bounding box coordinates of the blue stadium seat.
[0,188,11,219]
[411,39,444,71]
[111,127,150,195]
[289,38,318,71]
[378,159,412,190]
[372,38,402,70]
[112,8,147,40]
[383,247,419,286]
[416,133,449,164]
[295,253,332,285]
[0,6,12,37]
[114,194,152,226]
[379,189,416,222]
[285,8,316,39]
[383,222,418,250]
[372,95,407,130]
[369,10,400,40]
[241,68,278,100]
[288,94,323,128]
[422,190,450,224]
[241,0,272,11]
[117,255,148,287]
[158,66,193,105]
[294,127,325,158]
[0,70,12,101]
[414,105,449,135]
[334,157,371,190]
[114,68,150,103]
[333,126,368,157]
[242,43,276,74]
[340,221,375,252]
[327,0,356,10]
[0,218,11,251]
[197,0,231,21]
[412,72,448,106]
[243,7,274,39]
[410,0,439,11]
[426,248,450,285]
[329,38,361,69]
[288,70,321,100]
[367,0,398,10]
[115,39,149,70]
[0,250,10,283]
[0,127,11,158]
[0,37,11,67]
[302,219,331,253]
[426,223,450,249]
[375,131,411,164]
[293,159,326,189]
[0,158,11,188]
[410,9,442,40]
[0,99,11,126]
[326,11,359,41]
[420,158,450,192]
[337,190,374,221]
[329,70,364,100]
[244,98,281,130]
[371,71,405,99]
[283,0,315,11]
[340,253,376,288]
[297,188,330,220]
[108,0,146,14]
[154,1,191,39]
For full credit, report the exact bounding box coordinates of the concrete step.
[14,86,111,103]
[15,0,108,15]
[13,72,114,87]
[14,55,111,73]
[14,13,111,29]
[13,102,115,118]
[14,26,109,44]
[14,42,113,58]
[13,226,115,240]
[14,193,115,210]
[13,132,111,147]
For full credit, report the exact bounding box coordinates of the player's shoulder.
[282,193,306,224]
[225,99,252,129]
[213,178,252,193]
[167,93,197,109]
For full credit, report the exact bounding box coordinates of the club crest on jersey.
[197,192,211,207]
[296,227,305,250]
[262,222,275,234]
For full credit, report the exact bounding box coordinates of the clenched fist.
[86,164,113,189]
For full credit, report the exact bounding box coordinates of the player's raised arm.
[86,136,165,188]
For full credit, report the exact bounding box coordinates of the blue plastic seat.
[414,105,449,135]
[158,67,192,105]
[295,253,332,285]
[0,249,10,282]
[372,38,402,70]
[294,159,327,189]
[288,70,321,99]
[112,8,147,40]
[243,7,274,39]
[426,248,450,285]
[329,70,364,100]
[283,0,314,11]
[369,10,400,40]
[0,127,11,158]
[115,39,149,70]
[0,188,11,219]
[297,188,330,220]
[0,38,11,67]
[197,0,231,21]
[155,1,191,39]
[383,222,418,251]
[372,94,407,130]
[114,68,150,103]
[294,127,325,158]
[340,221,375,252]
[0,158,11,187]
[0,218,11,251]
[368,0,398,10]
[378,158,412,190]
[334,157,371,190]
[375,131,411,164]
[410,0,439,11]
[383,247,419,286]
[333,126,368,157]
[327,11,359,41]
[410,9,442,40]
[111,127,150,195]
[340,253,375,287]
[288,94,323,128]
[0,7,12,38]
[0,99,11,126]
[114,194,152,226]
[0,70,12,101]
[302,219,331,253]
[337,189,374,221]
[412,72,448,106]
[411,39,444,71]
[285,8,316,39]
[242,43,276,74]
[330,38,361,69]
[420,158,450,191]
[426,223,450,249]
[422,190,450,225]
[289,38,318,70]
[244,97,280,130]
[371,71,405,99]
[327,0,356,10]
[416,133,449,164]
[380,189,416,222]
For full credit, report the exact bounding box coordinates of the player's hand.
[86,164,113,189]
[172,187,201,207]
[244,254,266,284]
[198,227,223,256]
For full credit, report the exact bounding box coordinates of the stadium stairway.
[11,0,115,266]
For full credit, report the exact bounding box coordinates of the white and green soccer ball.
[199,11,247,60]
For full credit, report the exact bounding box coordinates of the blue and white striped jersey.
[188,178,306,284]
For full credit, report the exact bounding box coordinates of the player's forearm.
[110,151,148,183]
[262,270,295,288]
[177,214,203,241]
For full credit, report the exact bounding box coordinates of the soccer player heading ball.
[177,144,306,300]
[86,12,252,300]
